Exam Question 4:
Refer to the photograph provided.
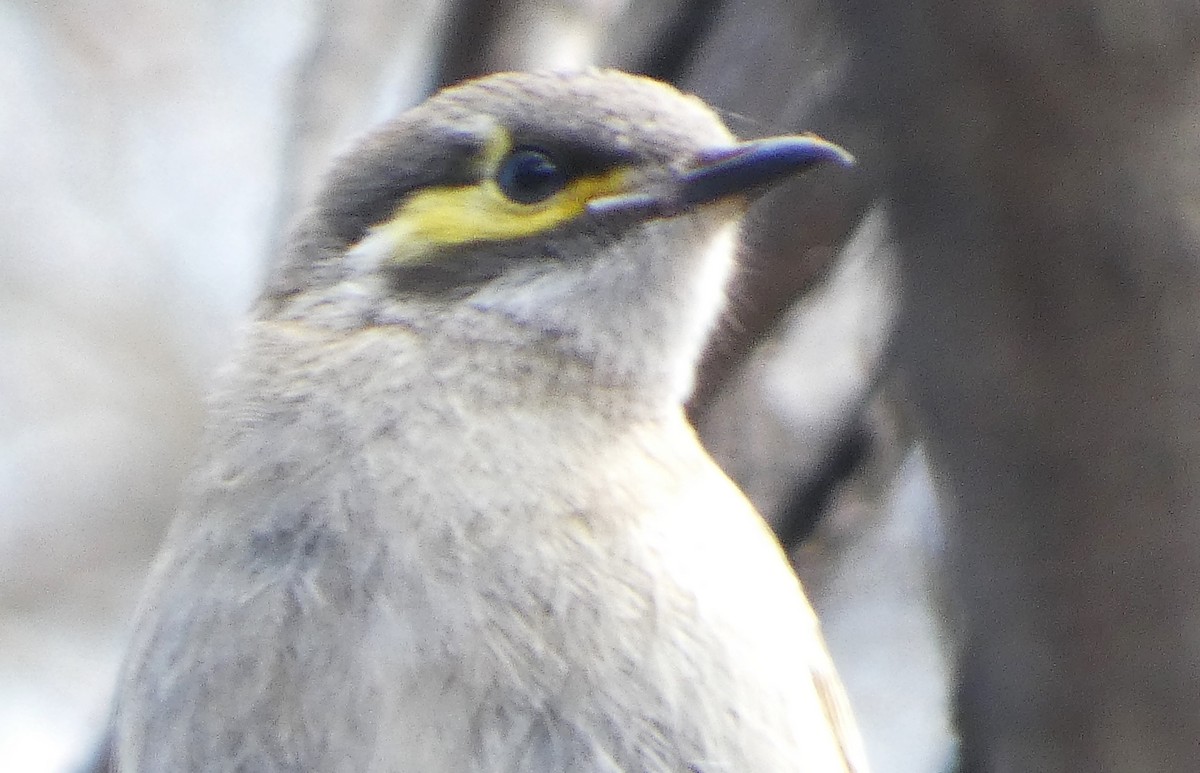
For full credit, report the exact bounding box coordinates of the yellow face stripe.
[376,128,632,264]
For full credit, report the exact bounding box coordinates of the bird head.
[267,70,851,401]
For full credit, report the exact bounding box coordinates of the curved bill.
[587,134,853,221]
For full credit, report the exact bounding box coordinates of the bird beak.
[587,134,853,221]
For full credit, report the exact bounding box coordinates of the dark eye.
[495,148,567,204]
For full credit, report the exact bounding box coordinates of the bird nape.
[105,69,864,773]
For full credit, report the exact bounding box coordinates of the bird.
[108,68,864,772]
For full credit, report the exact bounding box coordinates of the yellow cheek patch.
[375,125,633,264]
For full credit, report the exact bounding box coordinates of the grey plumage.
[111,69,866,772]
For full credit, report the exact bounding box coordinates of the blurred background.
[3,1,1198,771]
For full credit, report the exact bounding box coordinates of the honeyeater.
[109,69,865,772]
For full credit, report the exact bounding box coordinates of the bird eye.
[495,148,567,205]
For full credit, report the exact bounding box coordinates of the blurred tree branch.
[835,1,1200,769]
